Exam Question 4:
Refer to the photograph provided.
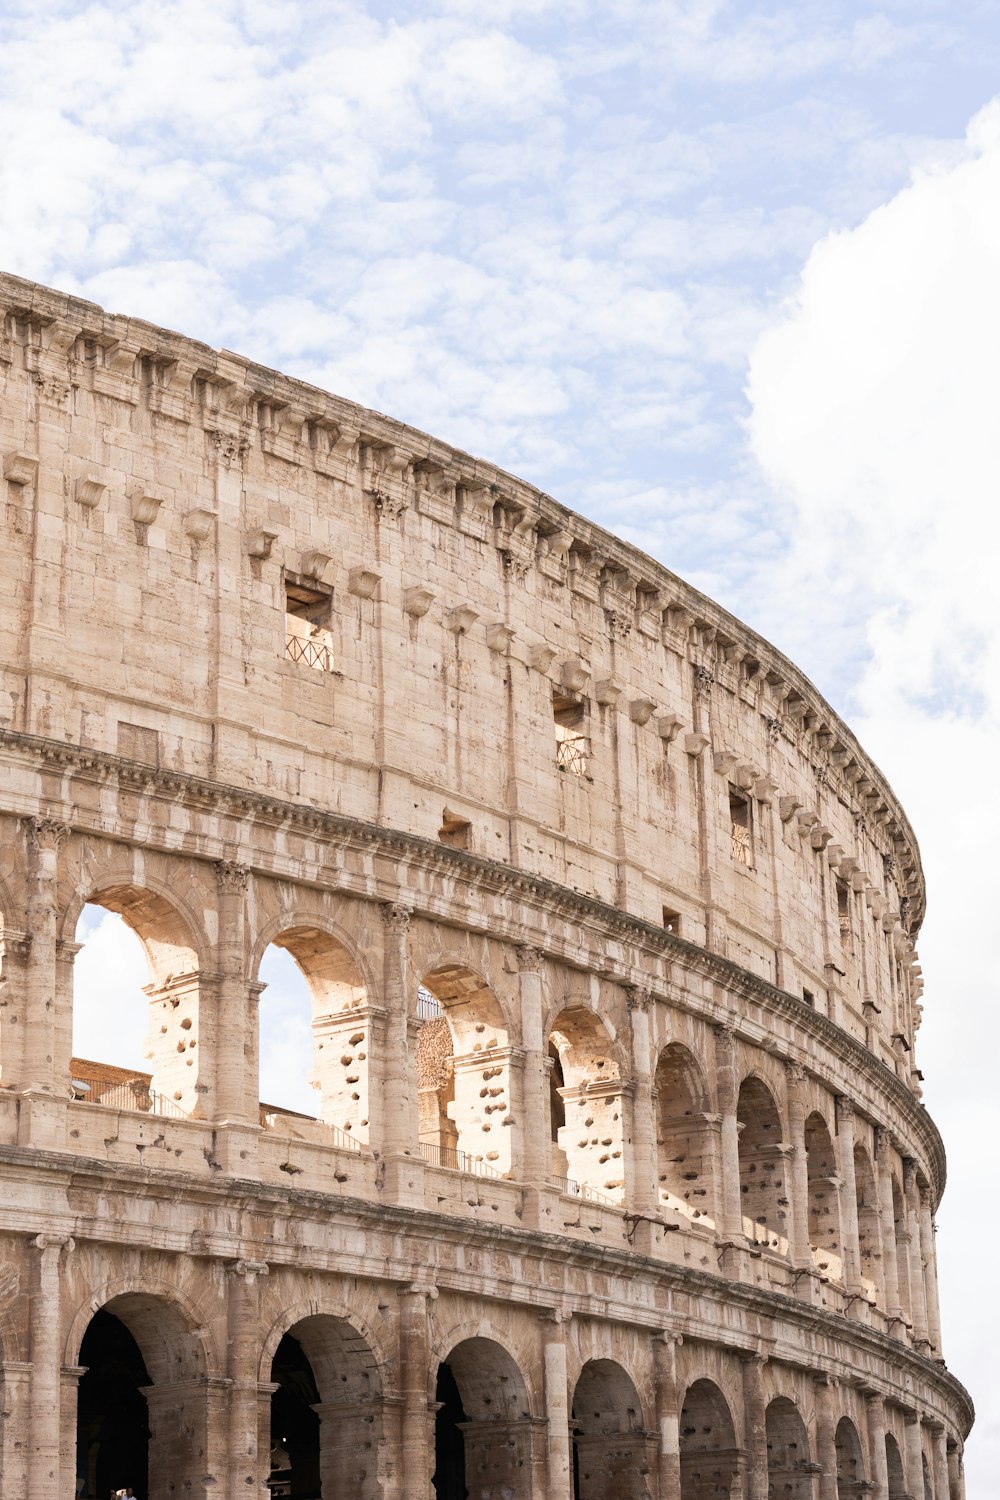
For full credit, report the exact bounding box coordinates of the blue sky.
[16,0,998,1485]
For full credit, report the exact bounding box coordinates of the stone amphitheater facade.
[0,273,971,1500]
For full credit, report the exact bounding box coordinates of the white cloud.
[747,96,1000,1487]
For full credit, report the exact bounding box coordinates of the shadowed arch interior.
[679,1378,739,1500]
[853,1144,882,1298]
[804,1111,842,1278]
[835,1416,866,1499]
[765,1396,811,1499]
[434,1337,532,1500]
[737,1077,788,1252]
[655,1043,713,1226]
[571,1359,649,1500]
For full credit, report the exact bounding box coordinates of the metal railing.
[552,1175,618,1207]
[418,1140,502,1178]
[77,1081,188,1119]
[731,821,752,865]
[259,1108,363,1152]
[555,732,589,776]
[285,631,332,672]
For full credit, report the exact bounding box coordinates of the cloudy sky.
[25,0,996,1482]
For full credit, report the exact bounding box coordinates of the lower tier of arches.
[0,1231,968,1500]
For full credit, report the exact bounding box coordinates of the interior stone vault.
[0,272,972,1500]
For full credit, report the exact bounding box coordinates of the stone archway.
[835,1416,866,1499]
[679,1378,740,1500]
[417,964,514,1175]
[547,1007,624,1202]
[654,1043,714,1227]
[73,1290,213,1500]
[804,1112,842,1280]
[433,1335,534,1500]
[765,1396,811,1499]
[571,1359,651,1500]
[737,1078,788,1252]
[268,1311,385,1499]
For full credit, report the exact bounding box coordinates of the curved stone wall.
[0,274,970,1500]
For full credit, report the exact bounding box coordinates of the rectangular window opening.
[729,788,753,867]
[837,880,852,948]
[284,578,334,672]
[802,988,815,1008]
[438,810,472,850]
[662,907,681,936]
[553,692,590,776]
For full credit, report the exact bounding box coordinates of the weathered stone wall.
[0,275,969,1500]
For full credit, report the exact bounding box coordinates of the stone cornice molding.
[0,727,946,1200]
[0,273,924,926]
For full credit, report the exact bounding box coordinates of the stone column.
[864,1392,889,1500]
[874,1130,901,1320]
[835,1098,862,1291]
[740,1354,768,1500]
[653,1332,681,1500]
[515,945,550,1188]
[27,1233,73,1500]
[227,1259,269,1500]
[398,1284,434,1500]
[902,1410,923,1500]
[784,1063,811,1269]
[947,1440,964,1500]
[918,1185,943,1355]
[0,931,31,1092]
[379,905,419,1156]
[20,819,69,1094]
[542,1311,572,1500]
[0,1359,32,1499]
[627,985,658,1216]
[215,862,252,1124]
[59,1365,85,1500]
[903,1160,929,1345]
[714,1026,743,1238]
[813,1375,839,1500]
[930,1424,950,1500]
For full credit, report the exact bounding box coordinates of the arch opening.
[884,1432,907,1499]
[269,1313,384,1500]
[74,1292,207,1500]
[433,1337,532,1500]
[654,1044,714,1228]
[571,1359,650,1500]
[417,965,512,1176]
[805,1112,842,1280]
[679,1378,739,1500]
[72,891,201,1117]
[765,1396,811,1500]
[737,1078,788,1253]
[835,1417,866,1500]
[258,928,371,1147]
[547,1006,623,1202]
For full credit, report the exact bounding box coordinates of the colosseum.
[0,272,972,1500]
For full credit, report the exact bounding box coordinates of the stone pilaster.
[835,1097,862,1292]
[740,1353,768,1500]
[398,1284,434,1500]
[813,1375,839,1500]
[864,1391,889,1500]
[929,1423,950,1500]
[27,1233,73,1500]
[379,904,419,1158]
[227,1259,269,1500]
[903,1160,929,1345]
[714,1025,743,1238]
[874,1130,901,1321]
[542,1311,572,1500]
[784,1062,811,1268]
[653,1331,682,1500]
[514,944,549,1188]
[902,1409,923,1500]
[626,984,657,1216]
[21,819,69,1095]
[918,1184,943,1355]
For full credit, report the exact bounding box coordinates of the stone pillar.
[946,1440,964,1500]
[215,861,253,1124]
[542,1312,572,1500]
[315,1398,385,1500]
[27,1233,73,1500]
[59,1365,85,1500]
[864,1392,889,1500]
[227,1259,269,1500]
[930,1424,950,1500]
[0,1359,32,1499]
[902,1410,923,1500]
[740,1354,768,1500]
[515,945,549,1187]
[813,1375,839,1500]
[380,905,419,1157]
[627,985,658,1216]
[918,1185,943,1355]
[398,1284,434,1500]
[903,1161,929,1345]
[835,1097,862,1291]
[20,819,69,1094]
[0,931,31,1092]
[653,1332,681,1500]
[714,1026,743,1238]
[874,1130,901,1321]
[784,1063,811,1269]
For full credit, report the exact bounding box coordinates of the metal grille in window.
[555,728,589,775]
[285,631,332,672]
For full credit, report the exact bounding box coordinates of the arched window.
[737,1077,788,1252]
[853,1144,882,1301]
[434,1337,532,1500]
[765,1396,811,1499]
[416,965,512,1176]
[805,1112,842,1279]
[835,1417,867,1499]
[547,1006,623,1202]
[679,1379,739,1500]
[571,1359,649,1500]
